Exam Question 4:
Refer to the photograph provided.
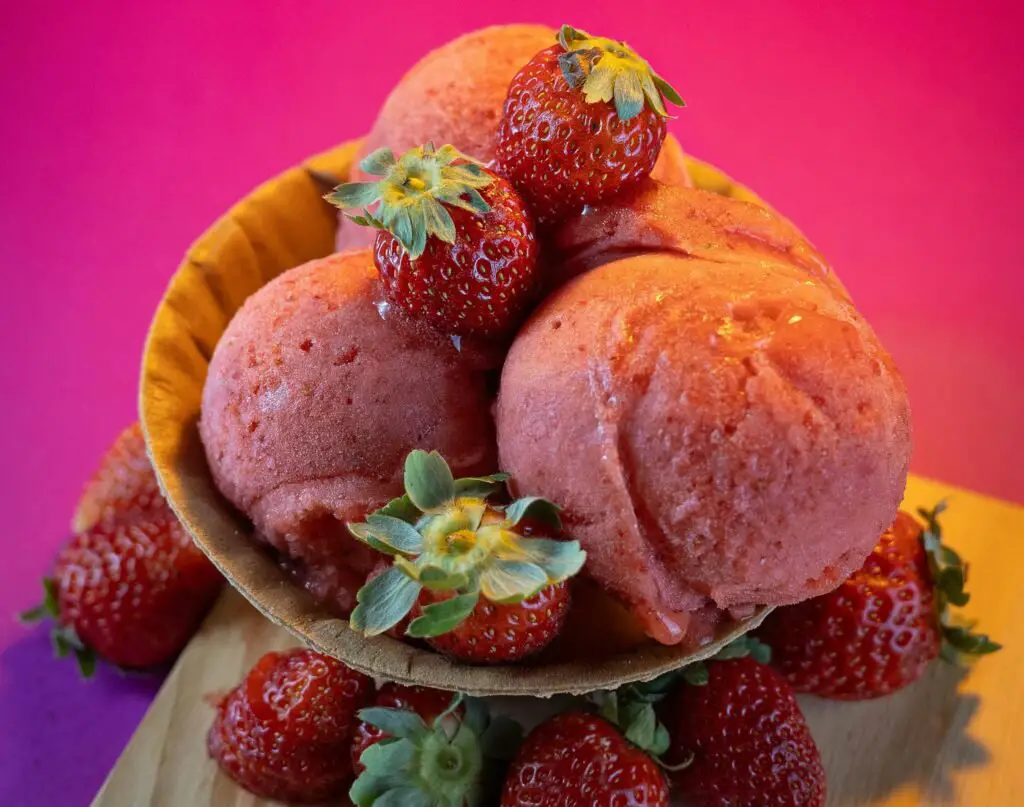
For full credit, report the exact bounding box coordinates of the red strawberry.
[27,509,222,672]
[416,581,570,663]
[346,450,586,664]
[496,25,684,226]
[72,422,163,533]
[208,648,372,803]
[326,143,538,337]
[22,424,223,673]
[502,711,669,806]
[661,656,826,807]
[757,504,1000,699]
[350,683,460,773]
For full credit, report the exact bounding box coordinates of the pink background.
[1,1,1021,804]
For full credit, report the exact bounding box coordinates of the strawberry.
[350,683,461,774]
[757,503,1000,699]
[346,449,586,664]
[72,422,162,533]
[349,691,522,806]
[326,143,538,338]
[661,654,826,807]
[415,581,570,663]
[502,711,669,806]
[496,24,684,226]
[208,648,372,803]
[22,424,222,673]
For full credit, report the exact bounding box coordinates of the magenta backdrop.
[1,1,1021,804]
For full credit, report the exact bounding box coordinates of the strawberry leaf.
[479,560,548,604]
[505,496,562,530]
[406,591,480,638]
[359,147,398,177]
[20,577,60,623]
[510,536,586,582]
[357,707,431,742]
[453,473,510,500]
[325,181,381,209]
[612,69,644,121]
[436,692,466,727]
[404,450,456,512]
[713,635,772,664]
[365,514,425,555]
[350,566,422,636]
[349,739,418,805]
[652,73,685,107]
[943,625,1002,656]
[375,494,421,524]
[622,701,657,752]
[415,563,470,591]
[681,663,709,686]
[348,522,402,557]
[74,645,97,679]
[18,604,49,624]
[919,500,999,662]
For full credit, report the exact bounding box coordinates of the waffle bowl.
[140,139,772,697]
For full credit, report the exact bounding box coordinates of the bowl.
[140,140,772,697]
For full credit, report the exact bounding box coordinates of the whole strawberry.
[661,655,826,807]
[758,503,1000,699]
[208,648,372,803]
[326,143,538,338]
[22,423,222,673]
[347,449,586,664]
[496,24,684,226]
[350,683,460,774]
[502,711,668,806]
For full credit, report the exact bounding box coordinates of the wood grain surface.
[91,475,1024,806]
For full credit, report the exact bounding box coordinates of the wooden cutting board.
[91,475,1024,807]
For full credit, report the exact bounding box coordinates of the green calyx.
[918,501,1002,662]
[678,634,772,687]
[589,636,771,762]
[555,24,684,121]
[324,143,494,259]
[348,450,586,639]
[592,688,670,758]
[19,577,97,678]
[350,693,523,807]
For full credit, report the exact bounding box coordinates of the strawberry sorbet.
[497,252,911,645]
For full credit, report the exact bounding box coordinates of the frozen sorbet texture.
[200,250,497,584]
[497,252,911,645]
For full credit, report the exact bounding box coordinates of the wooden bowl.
[140,140,772,697]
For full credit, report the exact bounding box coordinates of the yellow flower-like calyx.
[323,143,494,259]
[556,24,684,121]
[347,450,586,638]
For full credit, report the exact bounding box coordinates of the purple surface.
[1,2,1021,805]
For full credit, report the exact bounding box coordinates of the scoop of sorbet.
[496,251,911,645]
[200,250,498,598]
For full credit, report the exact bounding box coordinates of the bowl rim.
[140,139,772,697]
